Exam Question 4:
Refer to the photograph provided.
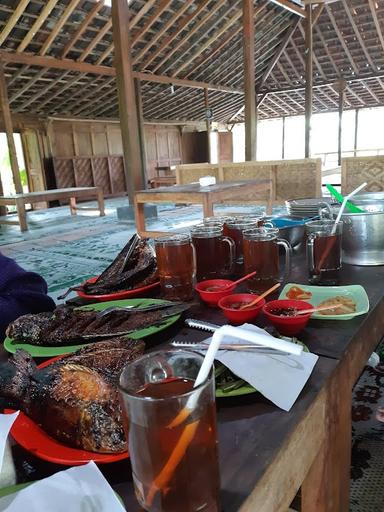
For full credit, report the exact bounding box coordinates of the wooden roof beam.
[325,5,359,75]
[36,73,85,111]
[311,4,324,26]
[61,0,104,59]
[341,0,375,71]
[269,0,306,17]
[0,50,243,94]
[40,0,79,56]
[17,0,59,52]
[171,9,243,77]
[361,80,380,103]
[368,0,384,53]
[0,0,31,46]
[133,0,194,66]
[141,0,211,70]
[131,0,173,47]
[62,76,115,112]
[259,16,301,89]
[15,71,70,111]
[78,19,112,62]
[151,0,228,73]
[9,67,47,103]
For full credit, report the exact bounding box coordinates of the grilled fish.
[6,304,186,346]
[0,339,145,453]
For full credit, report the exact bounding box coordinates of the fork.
[171,340,287,355]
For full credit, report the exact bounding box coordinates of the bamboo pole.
[112,0,145,202]
[0,64,23,194]
[243,0,256,161]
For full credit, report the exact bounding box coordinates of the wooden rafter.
[78,19,112,62]
[131,0,173,47]
[151,0,228,73]
[17,0,59,53]
[36,73,85,111]
[0,0,31,46]
[16,71,70,111]
[61,0,104,58]
[341,0,375,71]
[141,0,211,70]
[269,0,306,17]
[368,0,384,53]
[311,4,324,26]
[325,5,359,75]
[259,16,300,89]
[133,0,194,66]
[9,67,47,103]
[40,0,79,56]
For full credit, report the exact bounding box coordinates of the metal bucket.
[333,193,384,266]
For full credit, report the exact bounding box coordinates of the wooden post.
[112,0,145,203]
[134,78,148,185]
[282,116,286,159]
[204,88,211,163]
[354,108,359,157]
[304,3,313,158]
[243,0,256,161]
[337,79,346,166]
[0,63,23,194]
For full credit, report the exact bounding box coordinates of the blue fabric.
[0,253,55,341]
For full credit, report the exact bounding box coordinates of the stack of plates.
[285,198,336,218]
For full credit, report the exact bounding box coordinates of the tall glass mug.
[225,218,260,270]
[243,227,292,293]
[154,234,196,301]
[306,220,343,285]
[191,225,235,280]
[119,350,220,512]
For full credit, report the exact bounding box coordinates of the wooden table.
[133,180,272,237]
[0,187,105,232]
[4,253,384,512]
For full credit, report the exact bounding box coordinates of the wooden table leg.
[69,197,77,215]
[134,198,146,236]
[97,189,105,217]
[15,198,28,232]
[301,363,351,512]
[202,196,214,217]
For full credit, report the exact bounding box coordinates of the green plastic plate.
[279,283,370,320]
[4,298,181,357]
[215,338,308,398]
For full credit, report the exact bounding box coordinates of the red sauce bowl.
[195,279,235,306]
[262,299,313,336]
[218,293,265,324]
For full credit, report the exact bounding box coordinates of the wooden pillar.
[281,116,286,159]
[354,108,359,157]
[134,78,148,185]
[204,88,211,163]
[304,3,313,158]
[337,79,346,166]
[112,0,145,203]
[243,0,256,161]
[0,63,23,194]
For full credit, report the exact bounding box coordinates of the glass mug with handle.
[154,234,196,301]
[306,219,343,285]
[242,227,292,293]
[191,225,235,281]
[119,350,220,512]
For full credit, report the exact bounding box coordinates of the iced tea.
[191,226,234,280]
[155,234,195,300]
[306,220,343,285]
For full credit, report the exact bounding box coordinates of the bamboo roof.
[0,0,383,123]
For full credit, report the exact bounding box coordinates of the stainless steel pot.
[331,193,384,266]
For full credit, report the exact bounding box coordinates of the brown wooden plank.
[0,0,31,46]
[17,0,59,52]
[304,3,313,158]
[269,0,306,17]
[40,0,80,56]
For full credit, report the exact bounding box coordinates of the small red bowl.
[195,279,235,306]
[262,299,313,336]
[218,293,265,324]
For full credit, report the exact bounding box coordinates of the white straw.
[332,182,367,234]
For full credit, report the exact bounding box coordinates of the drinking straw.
[326,184,365,214]
[145,325,303,507]
[332,182,367,234]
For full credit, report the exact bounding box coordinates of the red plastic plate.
[5,357,129,465]
[76,276,159,302]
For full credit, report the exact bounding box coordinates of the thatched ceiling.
[0,0,383,123]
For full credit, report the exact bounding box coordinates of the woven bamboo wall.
[342,156,384,194]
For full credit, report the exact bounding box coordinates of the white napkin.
[207,323,318,411]
[0,413,18,472]
[0,461,125,511]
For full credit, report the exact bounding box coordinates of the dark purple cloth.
[0,253,55,341]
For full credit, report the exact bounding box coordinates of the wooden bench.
[0,187,105,232]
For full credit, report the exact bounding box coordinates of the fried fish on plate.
[0,338,145,453]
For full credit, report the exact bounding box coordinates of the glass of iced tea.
[242,227,292,293]
[305,220,343,285]
[224,218,260,271]
[119,350,220,512]
[191,225,235,280]
[154,234,196,301]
